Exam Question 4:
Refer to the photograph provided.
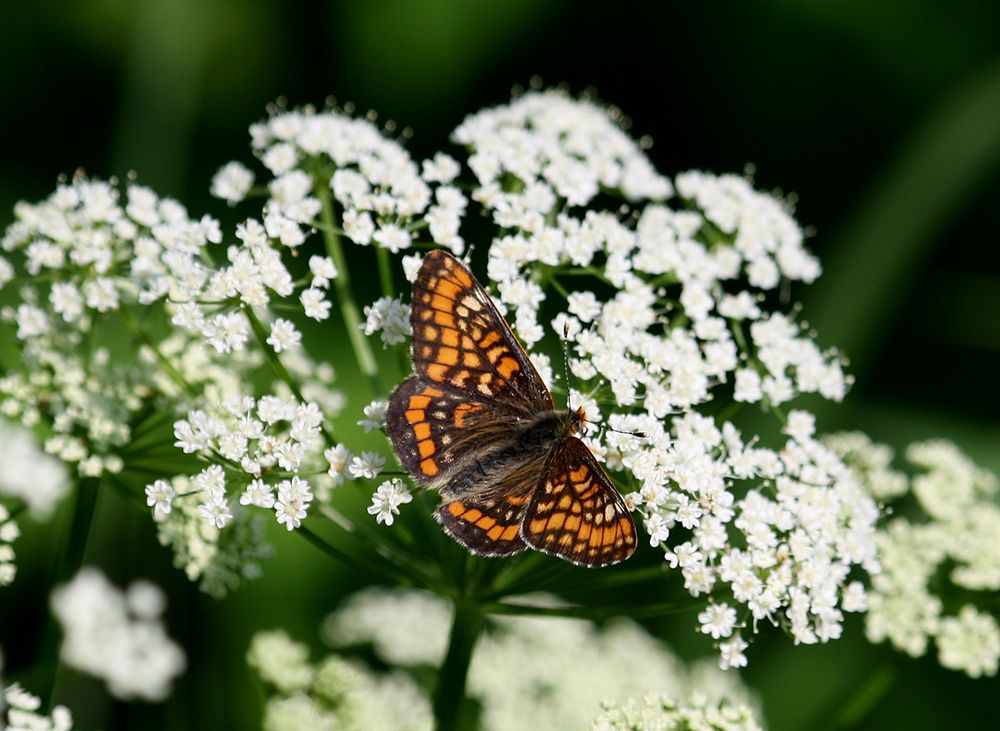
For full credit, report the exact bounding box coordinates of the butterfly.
[386,249,637,568]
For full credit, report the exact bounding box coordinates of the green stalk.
[315,184,383,394]
[433,598,485,731]
[376,246,396,299]
[244,307,337,445]
[41,476,101,708]
[119,308,197,397]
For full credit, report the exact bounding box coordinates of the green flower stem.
[315,184,383,395]
[297,523,408,584]
[433,597,485,731]
[820,664,895,731]
[244,307,338,446]
[316,504,445,591]
[41,476,101,708]
[119,308,197,397]
[485,598,699,620]
[376,246,395,299]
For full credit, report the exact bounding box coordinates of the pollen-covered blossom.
[362,296,411,346]
[832,434,1000,678]
[367,479,412,526]
[357,399,388,432]
[322,587,762,731]
[161,394,333,530]
[50,568,186,701]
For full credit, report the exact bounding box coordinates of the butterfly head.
[568,405,588,435]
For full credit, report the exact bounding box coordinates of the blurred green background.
[2,1,999,729]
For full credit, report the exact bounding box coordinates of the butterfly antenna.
[560,321,574,410]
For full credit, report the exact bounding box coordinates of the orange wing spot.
[565,515,581,532]
[422,387,444,397]
[558,494,572,510]
[434,311,456,328]
[441,328,460,347]
[463,352,482,368]
[418,308,433,321]
[547,512,566,530]
[461,335,477,350]
[619,517,634,535]
[529,518,547,534]
[559,533,574,546]
[436,279,462,299]
[589,526,605,546]
[431,294,455,312]
[451,266,473,287]
[409,395,431,409]
[447,501,465,517]
[578,524,592,541]
[462,508,482,523]
[405,409,425,423]
[485,345,506,363]
[506,494,530,507]
[497,357,520,379]
[413,422,431,440]
[422,325,439,341]
[420,458,439,476]
[418,440,436,458]
[453,402,482,427]
[486,525,504,541]
[474,515,496,530]
[480,331,502,349]
[501,524,519,541]
[426,363,448,382]
[570,465,590,482]
[438,347,459,366]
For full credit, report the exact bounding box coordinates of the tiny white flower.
[211,161,255,204]
[144,479,175,517]
[349,451,386,480]
[367,479,413,526]
[266,318,302,353]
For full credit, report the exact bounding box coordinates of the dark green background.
[1,1,998,729]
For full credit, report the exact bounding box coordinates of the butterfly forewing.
[409,249,552,411]
[521,437,637,568]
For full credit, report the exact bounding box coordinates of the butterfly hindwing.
[410,249,552,411]
[521,437,637,568]
[437,490,533,557]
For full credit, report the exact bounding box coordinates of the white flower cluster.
[152,475,273,598]
[0,419,71,519]
[152,394,334,532]
[454,89,672,208]
[0,506,18,587]
[50,567,185,701]
[625,411,877,667]
[1,657,75,731]
[438,91,864,664]
[214,104,471,261]
[0,177,226,473]
[362,295,411,346]
[322,587,761,731]
[247,629,433,731]
[592,694,764,731]
[831,434,1000,678]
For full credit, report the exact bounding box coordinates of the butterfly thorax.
[437,407,583,499]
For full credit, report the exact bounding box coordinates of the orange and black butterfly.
[386,249,637,568]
